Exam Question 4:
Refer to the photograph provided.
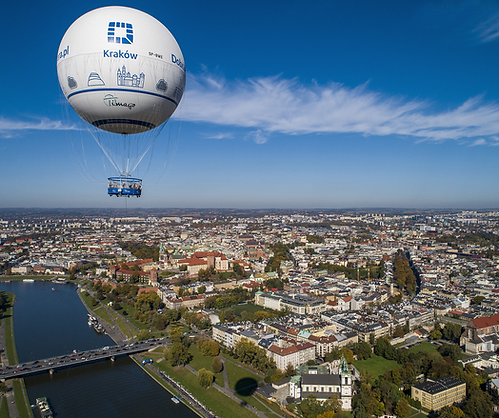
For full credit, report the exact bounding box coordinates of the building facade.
[411,376,466,410]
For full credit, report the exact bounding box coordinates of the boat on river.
[171,396,180,404]
[36,397,53,418]
[87,314,104,333]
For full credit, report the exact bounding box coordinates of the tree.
[393,326,405,338]
[326,394,343,414]
[198,368,214,388]
[232,263,243,276]
[438,405,465,418]
[137,329,151,340]
[325,347,341,362]
[154,315,168,330]
[198,268,210,280]
[219,308,235,323]
[212,356,223,373]
[442,323,462,342]
[430,329,442,340]
[299,394,326,418]
[472,295,485,305]
[135,290,161,313]
[233,339,276,373]
[394,398,410,418]
[316,412,335,418]
[165,342,192,366]
[340,346,354,363]
[271,369,285,383]
[169,327,184,344]
[198,338,220,356]
[131,271,140,283]
[438,343,462,362]
[463,389,493,418]
[352,342,372,360]
[284,363,295,377]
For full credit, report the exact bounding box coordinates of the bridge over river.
[0,338,165,380]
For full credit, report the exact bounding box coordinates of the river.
[0,280,198,418]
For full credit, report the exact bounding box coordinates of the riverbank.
[130,355,212,418]
[1,281,194,418]
[76,286,130,345]
[76,285,264,418]
[76,286,212,418]
[0,292,33,418]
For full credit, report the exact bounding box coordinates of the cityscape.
[4,1,499,418]
[1,208,499,417]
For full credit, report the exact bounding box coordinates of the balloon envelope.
[57,6,185,135]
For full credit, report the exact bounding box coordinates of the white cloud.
[245,130,269,144]
[475,14,499,42]
[178,73,499,144]
[469,138,486,147]
[4,72,499,147]
[205,132,234,140]
[0,117,77,137]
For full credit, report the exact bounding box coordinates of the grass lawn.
[114,315,134,339]
[0,396,8,418]
[353,354,399,379]
[407,341,470,360]
[221,352,264,378]
[92,305,113,326]
[406,341,441,356]
[118,304,149,330]
[154,360,258,418]
[189,346,217,371]
[408,412,427,418]
[232,303,271,316]
[224,360,262,391]
[12,380,33,418]
[188,346,225,386]
[106,309,134,339]
[169,322,192,333]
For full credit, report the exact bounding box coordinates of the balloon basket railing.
[108,176,142,197]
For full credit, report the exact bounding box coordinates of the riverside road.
[1,339,164,379]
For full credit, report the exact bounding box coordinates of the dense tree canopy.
[393,250,417,295]
[119,241,159,261]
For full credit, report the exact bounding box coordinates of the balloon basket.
[108,176,142,197]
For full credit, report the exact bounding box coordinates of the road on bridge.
[0,338,166,379]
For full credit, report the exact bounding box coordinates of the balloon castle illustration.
[57,6,186,197]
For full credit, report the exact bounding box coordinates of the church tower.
[339,355,352,409]
[159,242,167,269]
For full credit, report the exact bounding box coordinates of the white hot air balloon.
[57,6,185,197]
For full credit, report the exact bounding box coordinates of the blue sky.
[3,0,499,209]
